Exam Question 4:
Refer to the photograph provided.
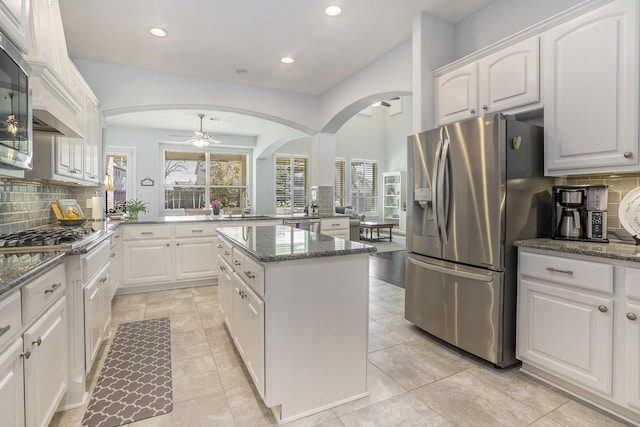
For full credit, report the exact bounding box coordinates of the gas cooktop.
[0,227,98,253]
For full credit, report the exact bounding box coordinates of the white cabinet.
[0,0,30,52]
[0,338,25,427]
[435,37,540,126]
[543,0,639,175]
[23,297,67,427]
[217,252,234,331]
[518,278,613,395]
[55,136,84,179]
[383,172,406,230]
[625,267,640,412]
[122,223,218,292]
[109,228,122,299]
[319,217,350,240]
[517,247,640,424]
[82,240,111,372]
[218,233,369,424]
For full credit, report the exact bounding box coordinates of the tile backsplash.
[562,173,640,238]
[0,178,100,235]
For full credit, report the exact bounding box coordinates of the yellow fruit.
[67,213,77,219]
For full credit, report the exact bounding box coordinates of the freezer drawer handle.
[545,267,573,275]
[408,258,493,282]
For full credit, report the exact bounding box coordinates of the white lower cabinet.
[0,264,69,427]
[518,278,613,395]
[518,248,640,424]
[0,338,25,427]
[219,234,369,424]
[231,271,265,396]
[319,217,350,240]
[175,237,218,281]
[23,297,67,427]
[83,263,110,373]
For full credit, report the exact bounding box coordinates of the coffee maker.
[552,185,608,242]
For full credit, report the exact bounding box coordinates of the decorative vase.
[129,211,139,221]
[212,205,220,216]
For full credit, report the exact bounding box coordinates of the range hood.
[28,60,83,138]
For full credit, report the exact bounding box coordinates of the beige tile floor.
[50,278,633,427]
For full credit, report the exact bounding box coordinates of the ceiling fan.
[186,113,222,147]
[372,97,400,107]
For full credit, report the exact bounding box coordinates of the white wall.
[454,0,585,58]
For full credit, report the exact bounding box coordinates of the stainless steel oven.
[0,33,32,170]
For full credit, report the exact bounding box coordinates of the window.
[275,156,309,214]
[105,146,135,212]
[164,150,247,210]
[334,159,346,207]
[350,160,378,214]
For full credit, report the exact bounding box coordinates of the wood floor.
[369,250,406,288]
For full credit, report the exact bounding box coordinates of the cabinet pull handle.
[110,253,116,258]
[166,244,170,247]
[482,105,488,111]
[217,244,223,248]
[627,313,637,321]
[141,232,154,235]
[32,337,42,346]
[244,271,255,279]
[220,265,225,271]
[545,267,573,275]
[598,305,608,313]
[21,348,31,359]
[191,229,203,233]
[469,108,476,114]
[44,283,62,294]
[233,260,241,266]
[0,325,10,337]
[176,243,180,246]
[624,151,633,159]
[224,251,230,256]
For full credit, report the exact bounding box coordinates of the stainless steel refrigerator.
[405,113,553,367]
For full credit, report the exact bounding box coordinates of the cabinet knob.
[627,312,638,321]
[598,305,608,313]
[244,271,255,279]
[44,283,62,294]
[469,108,476,114]
[166,244,170,247]
[21,348,31,359]
[217,244,223,248]
[32,337,42,346]
[482,105,488,111]
[624,151,633,159]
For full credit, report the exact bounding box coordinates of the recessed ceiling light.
[149,27,167,37]
[281,57,294,64]
[325,5,342,16]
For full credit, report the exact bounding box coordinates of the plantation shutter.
[275,156,309,213]
[334,159,346,207]
[350,160,378,213]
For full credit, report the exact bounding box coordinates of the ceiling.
[59,0,495,136]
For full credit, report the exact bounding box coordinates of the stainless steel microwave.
[0,33,32,170]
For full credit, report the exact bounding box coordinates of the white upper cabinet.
[0,0,30,52]
[544,0,639,176]
[435,36,540,126]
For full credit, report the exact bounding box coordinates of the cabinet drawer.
[519,251,613,293]
[21,263,66,325]
[239,256,265,296]
[220,239,233,266]
[320,217,349,230]
[122,225,171,241]
[0,292,21,350]
[174,223,217,238]
[83,240,110,283]
[625,267,640,299]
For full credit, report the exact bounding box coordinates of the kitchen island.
[216,225,374,424]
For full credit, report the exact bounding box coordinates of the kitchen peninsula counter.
[216,224,370,424]
[515,238,640,263]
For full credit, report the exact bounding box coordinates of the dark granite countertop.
[515,238,640,263]
[217,225,376,262]
[0,251,67,298]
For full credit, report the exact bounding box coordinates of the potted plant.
[124,199,148,220]
[210,198,222,216]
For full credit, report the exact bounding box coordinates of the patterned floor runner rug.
[82,317,173,427]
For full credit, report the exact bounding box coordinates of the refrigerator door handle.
[408,257,494,282]
[432,128,444,243]
[437,129,450,244]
